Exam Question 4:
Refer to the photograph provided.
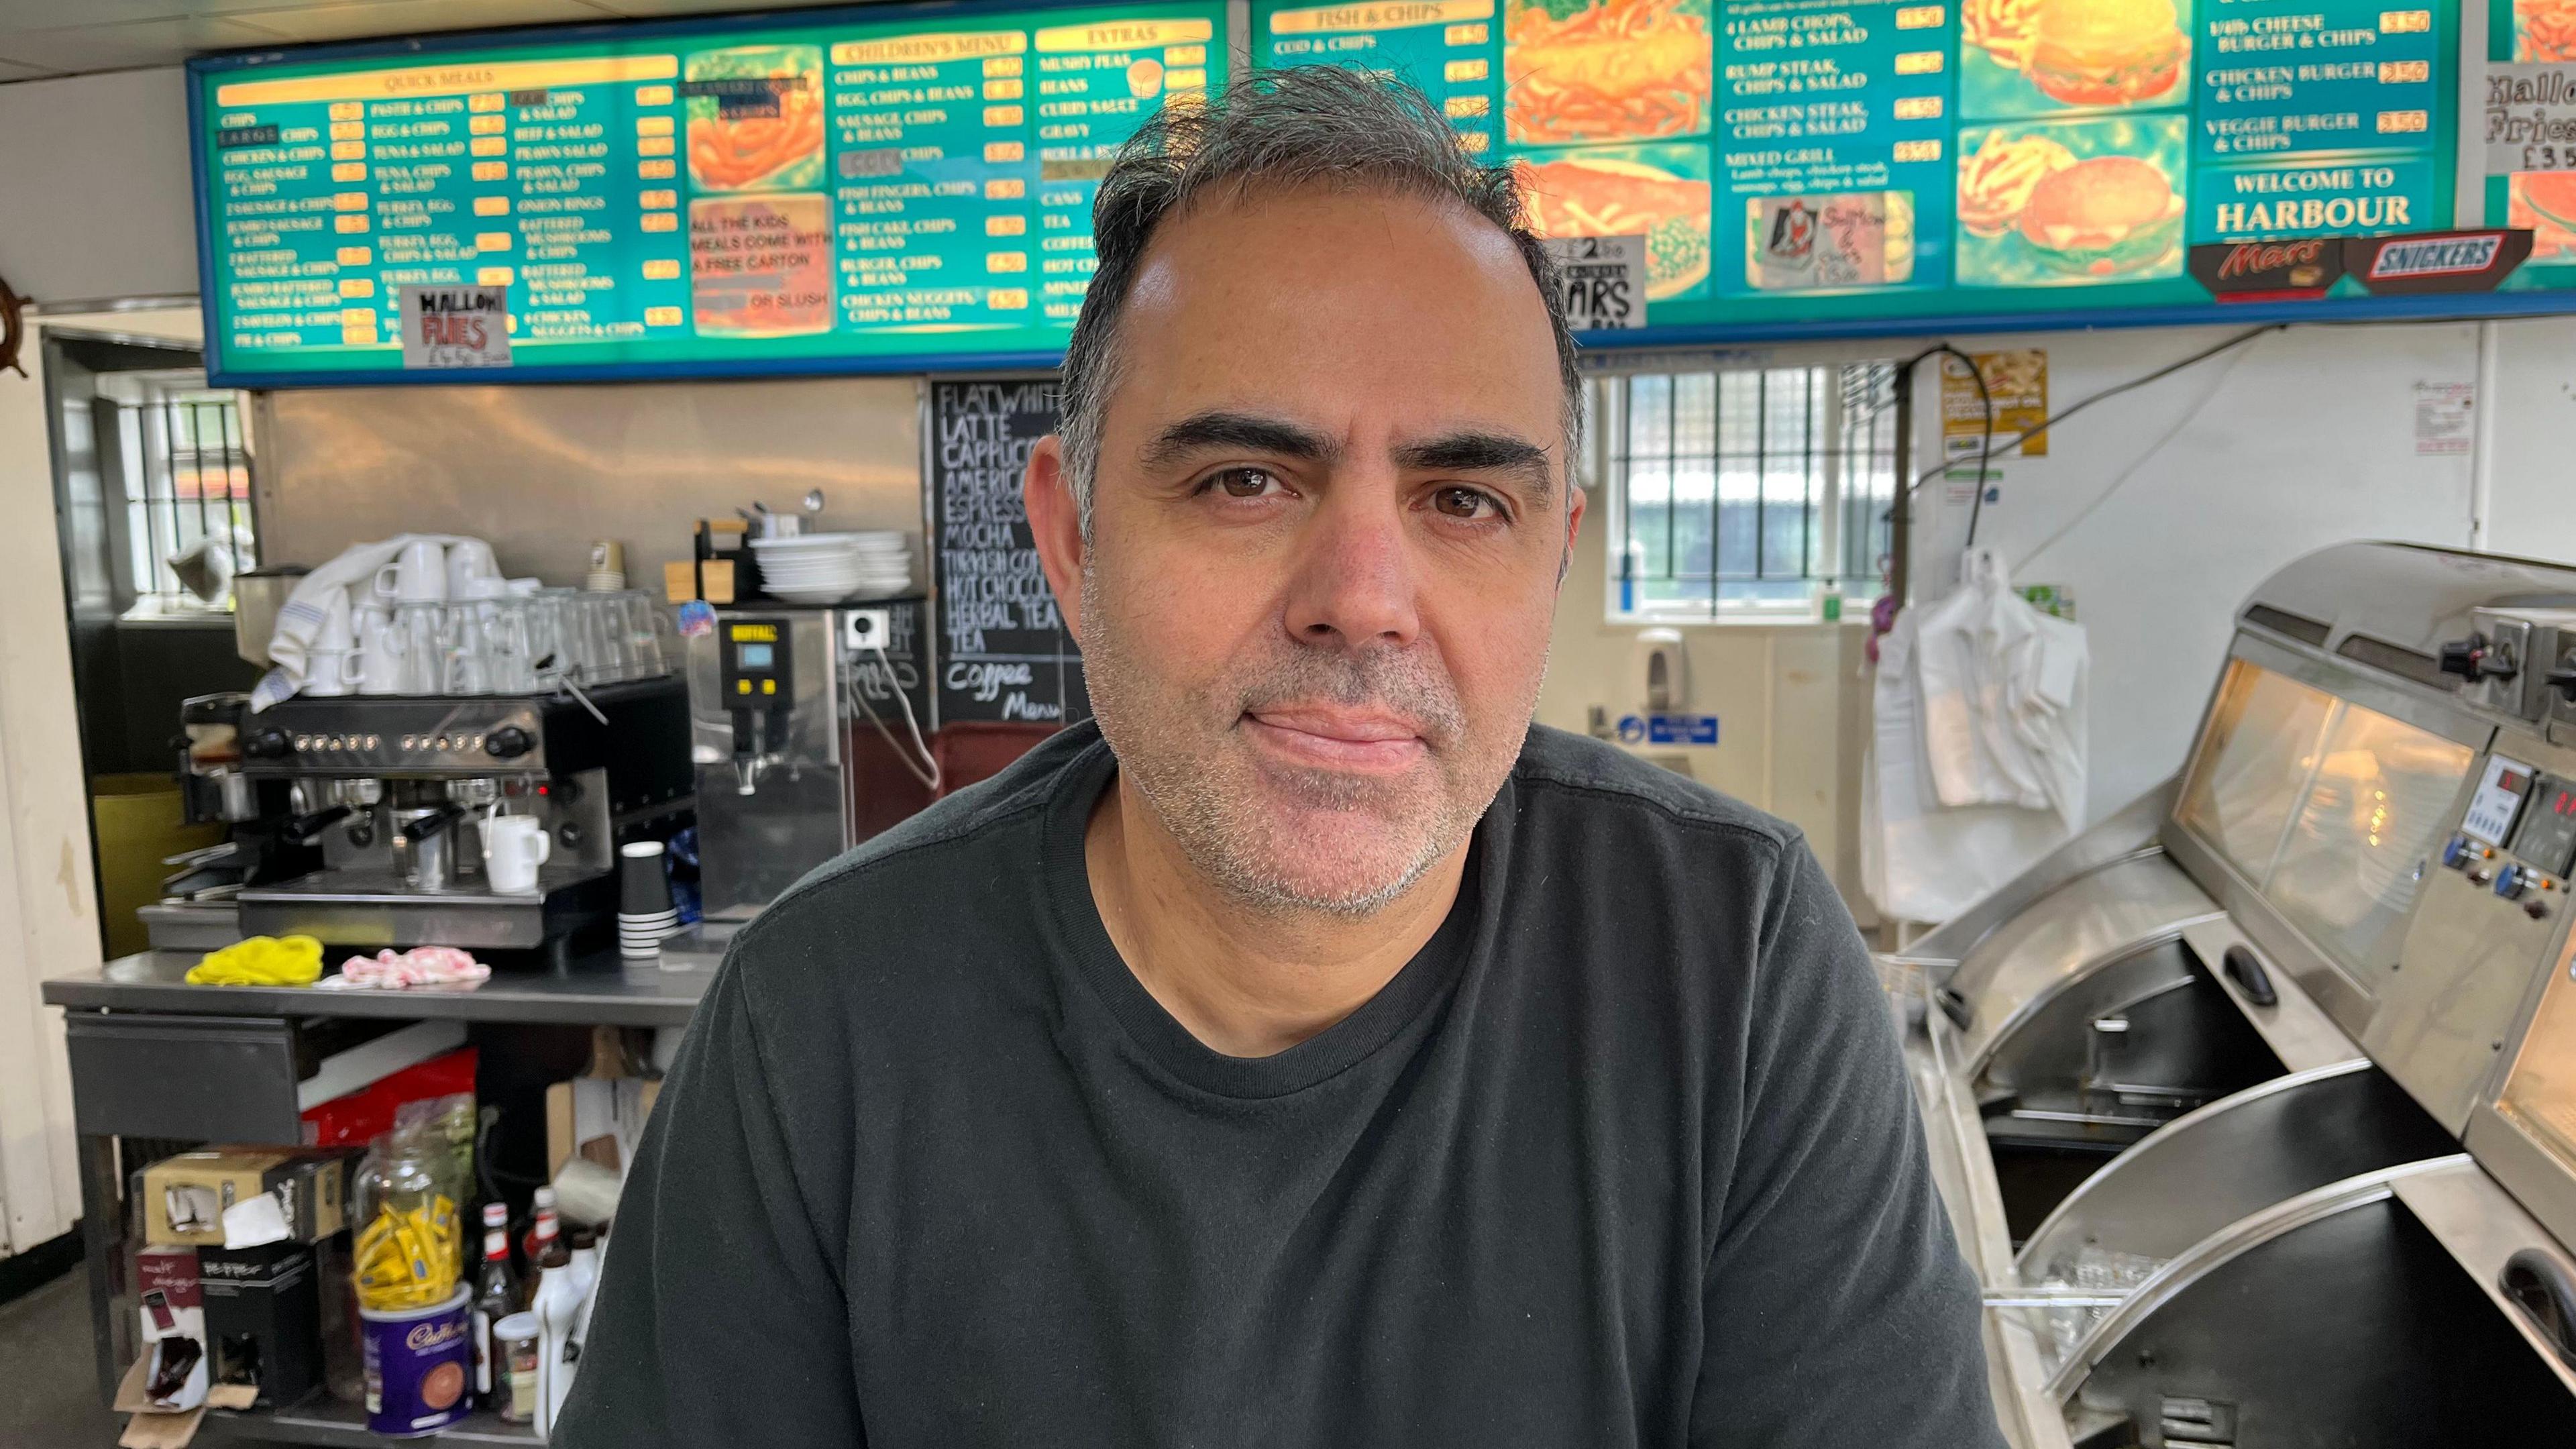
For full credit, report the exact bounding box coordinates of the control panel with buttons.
[235,700,552,777]
[2440,756,2576,922]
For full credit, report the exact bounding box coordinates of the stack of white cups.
[303,589,358,696]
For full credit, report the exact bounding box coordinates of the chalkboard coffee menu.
[190,0,1225,386]
[929,377,1090,727]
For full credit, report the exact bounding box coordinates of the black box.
[198,1240,321,1409]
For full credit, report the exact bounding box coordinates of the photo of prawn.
[1503,0,1713,146]
[1954,113,2186,285]
[1517,143,1713,301]
[1958,0,2190,119]
[684,44,827,193]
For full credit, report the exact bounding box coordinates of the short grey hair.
[1057,67,1584,538]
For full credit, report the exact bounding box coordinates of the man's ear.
[1025,433,1087,643]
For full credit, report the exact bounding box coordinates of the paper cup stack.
[751,531,910,604]
[618,840,678,961]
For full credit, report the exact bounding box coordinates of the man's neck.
[1083,771,1468,1059]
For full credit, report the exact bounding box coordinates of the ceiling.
[0,0,871,80]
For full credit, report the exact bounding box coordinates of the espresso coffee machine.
[164,693,333,900]
[685,604,934,920]
[229,678,694,964]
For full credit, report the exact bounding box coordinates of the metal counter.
[44,945,722,1029]
[40,936,729,1438]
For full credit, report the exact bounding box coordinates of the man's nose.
[1282,478,1421,648]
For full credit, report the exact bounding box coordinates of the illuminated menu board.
[1255,0,2576,338]
[190,0,1222,385]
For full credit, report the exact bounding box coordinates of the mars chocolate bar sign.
[2343,230,2534,294]
[2190,230,2533,302]
[2189,239,2344,301]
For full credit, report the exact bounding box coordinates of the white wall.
[0,305,204,1256]
[1536,318,2576,924]
[0,69,197,305]
[1905,321,2489,826]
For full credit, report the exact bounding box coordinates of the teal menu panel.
[191,0,1222,384]
[1256,0,2576,336]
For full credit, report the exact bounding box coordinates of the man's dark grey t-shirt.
[560,722,2000,1448]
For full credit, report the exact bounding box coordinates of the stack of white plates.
[751,531,912,604]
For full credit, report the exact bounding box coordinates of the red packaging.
[138,1246,201,1309]
[301,1047,478,1148]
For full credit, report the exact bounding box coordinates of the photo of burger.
[2025,0,2186,106]
[2017,156,2184,276]
[1955,115,2186,286]
[1958,131,2076,237]
[1960,0,2190,120]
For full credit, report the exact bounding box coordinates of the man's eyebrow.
[1139,411,1338,472]
[1392,431,1558,500]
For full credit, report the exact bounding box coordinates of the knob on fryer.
[2439,633,2512,681]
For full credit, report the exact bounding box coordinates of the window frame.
[1586,354,1900,627]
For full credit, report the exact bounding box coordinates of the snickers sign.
[2188,238,2345,301]
[2344,229,2532,294]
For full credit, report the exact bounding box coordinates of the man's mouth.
[1241,706,1430,773]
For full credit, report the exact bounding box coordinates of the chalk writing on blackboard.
[929,378,1089,727]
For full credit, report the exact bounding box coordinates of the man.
[564,69,1999,1448]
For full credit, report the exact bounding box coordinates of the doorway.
[44,329,263,959]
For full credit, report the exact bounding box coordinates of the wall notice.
[396,285,511,368]
[2414,379,2474,455]
[927,378,1088,727]
[1543,235,1648,330]
[1942,349,2048,462]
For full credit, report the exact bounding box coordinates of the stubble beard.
[1079,563,1537,919]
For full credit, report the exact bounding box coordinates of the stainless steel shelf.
[43,945,723,1028]
[197,1399,539,1446]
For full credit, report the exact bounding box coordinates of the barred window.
[1593,362,1899,621]
[109,377,258,614]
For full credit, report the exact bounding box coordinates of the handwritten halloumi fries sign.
[1542,235,1648,331]
[397,285,512,370]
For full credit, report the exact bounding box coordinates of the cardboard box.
[545,1075,661,1183]
[136,1248,202,1345]
[142,1150,348,1248]
[198,1241,322,1409]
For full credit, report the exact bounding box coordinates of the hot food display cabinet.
[1894,543,2576,1448]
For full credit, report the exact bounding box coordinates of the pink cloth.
[322,947,492,991]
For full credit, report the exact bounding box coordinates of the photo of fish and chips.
[1517,146,1714,301]
[1959,0,2190,119]
[2510,0,2576,260]
[1743,192,1917,291]
[685,44,828,193]
[1953,115,2186,285]
[1503,0,1713,145]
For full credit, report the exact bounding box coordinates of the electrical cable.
[1907,343,1996,546]
[847,644,941,793]
[2010,339,2259,574]
[1880,323,2284,525]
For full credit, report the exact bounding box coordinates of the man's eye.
[1432,486,1499,520]
[1208,468,1280,499]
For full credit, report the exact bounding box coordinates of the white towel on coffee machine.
[250,533,478,711]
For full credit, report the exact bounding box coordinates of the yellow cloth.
[186,934,325,986]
